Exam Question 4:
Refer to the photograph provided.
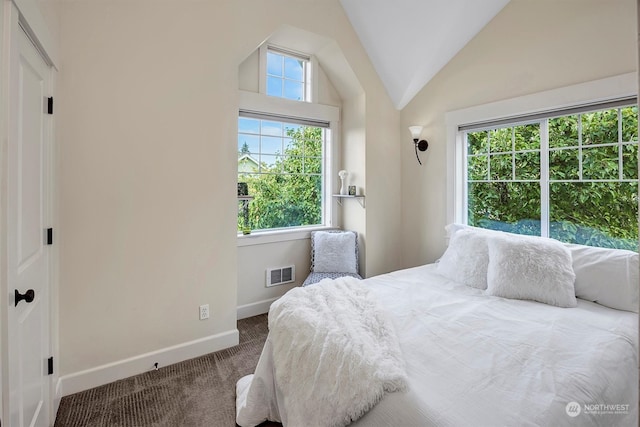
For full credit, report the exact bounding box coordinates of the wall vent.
[266,265,295,287]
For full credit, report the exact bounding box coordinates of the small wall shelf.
[332,194,365,208]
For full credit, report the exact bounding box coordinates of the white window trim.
[445,72,637,226]
[237,90,340,246]
[236,225,336,247]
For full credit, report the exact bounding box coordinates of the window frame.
[259,44,316,103]
[445,73,638,235]
[237,90,339,246]
[463,110,638,240]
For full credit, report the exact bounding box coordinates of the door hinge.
[47,357,53,375]
[47,97,53,115]
[46,228,53,245]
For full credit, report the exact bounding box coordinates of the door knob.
[14,289,35,307]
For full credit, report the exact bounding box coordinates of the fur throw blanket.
[268,277,407,427]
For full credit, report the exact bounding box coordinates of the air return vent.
[266,265,295,287]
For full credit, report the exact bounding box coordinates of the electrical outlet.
[199,304,209,320]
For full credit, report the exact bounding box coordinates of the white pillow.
[566,244,639,313]
[437,228,489,289]
[445,222,473,238]
[313,231,357,274]
[486,233,577,308]
[446,223,523,240]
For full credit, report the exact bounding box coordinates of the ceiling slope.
[340,0,510,109]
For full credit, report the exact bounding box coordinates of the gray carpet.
[54,314,282,427]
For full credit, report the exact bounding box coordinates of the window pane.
[266,52,283,76]
[489,153,512,180]
[468,182,541,235]
[582,109,618,145]
[514,151,540,180]
[261,136,283,155]
[304,157,322,174]
[238,117,260,134]
[549,149,579,180]
[283,156,302,174]
[238,119,325,232]
[549,115,578,148]
[284,123,302,137]
[238,134,259,154]
[622,106,638,142]
[623,143,638,180]
[468,131,488,155]
[260,154,279,170]
[514,124,540,151]
[261,121,283,137]
[284,56,304,81]
[582,145,619,180]
[238,153,259,173]
[550,182,638,250]
[283,80,304,101]
[464,107,637,252]
[283,137,295,152]
[304,137,322,157]
[241,174,322,230]
[265,51,308,102]
[266,76,283,97]
[468,155,488,181]
[489,128,512,153]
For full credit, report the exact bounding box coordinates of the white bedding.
[238,264,639,427]
[237,277,407,427]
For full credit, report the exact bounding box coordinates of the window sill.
[236,225,335,247]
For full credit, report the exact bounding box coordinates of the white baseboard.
[54,379,62,416]
[237,297,278,320]
[58,329,239,397]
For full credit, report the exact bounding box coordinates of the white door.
[7,22,53,427]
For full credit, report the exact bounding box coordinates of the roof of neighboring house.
[238,153,260,173]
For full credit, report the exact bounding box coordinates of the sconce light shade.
[408,126,423,140]
[409,125,429,165]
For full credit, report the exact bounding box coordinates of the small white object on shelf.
[338,170,348,195]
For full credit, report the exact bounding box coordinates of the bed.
[236,225,639,427]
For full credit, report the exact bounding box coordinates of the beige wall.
[341,94,367,274]
[57,0,401,377]
[400,0,638,268]
[57,1,240,374]
[365,94,402,276]
[236,239,308,309]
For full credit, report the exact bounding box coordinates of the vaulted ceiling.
[340,0,511,110]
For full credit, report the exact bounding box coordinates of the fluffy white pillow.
[437,228,489,289]
[445,222,473,238]
[446,223,524,240]
[313,231,357,274]
[566,244,639,313]
[486,234,577,308]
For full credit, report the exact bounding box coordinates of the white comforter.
[238,264,639,427]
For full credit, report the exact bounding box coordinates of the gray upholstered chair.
[302,230,363,286]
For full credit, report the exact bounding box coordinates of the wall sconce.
[409,126,429,165]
